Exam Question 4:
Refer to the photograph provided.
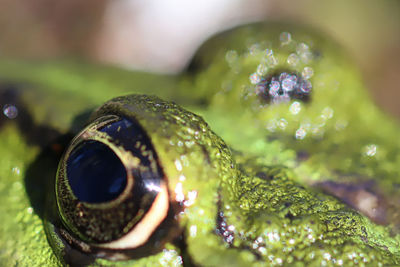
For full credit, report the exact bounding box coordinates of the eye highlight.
[56,115,172,254]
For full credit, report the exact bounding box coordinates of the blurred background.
[1,0,399,117]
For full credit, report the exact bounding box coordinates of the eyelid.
[96,182,169,250]
[56,113,169,247]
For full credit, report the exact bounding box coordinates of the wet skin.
[1,23,400,266]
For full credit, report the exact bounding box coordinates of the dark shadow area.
[1,83,96,265]
[1,83,66,219]
[24,134,74,219]
[0,83,93,220]
[22,111,93,220]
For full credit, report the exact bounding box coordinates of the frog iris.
[55,114,173,257]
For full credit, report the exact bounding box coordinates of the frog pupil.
[256,71,311,103]
[66,140,127,203]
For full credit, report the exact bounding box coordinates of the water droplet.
[311,125,325,139]
[300,80,312,93]
[300,52,313,64]
[265,49,273,57]
[266,119,277,132]
[12,167,20,175]
[190,225,197,237]
[289,101,301,115]
[249,43,261,55]
[174,182,184,202]
[297,43,313,63]
[27,207,33,214]
[269,81,281,96]
[302,67,314,80]
[256,72,311,104]
[280,32,292,45]
[259,247,267,255]
[287,53,299,66]
[267,55,278,67]
[174,160,183,171]
[296,127,307,140]
[323,253,331,261]
[296,43,310,54]
[185,190,197,207]
[257,64,268,75]
[321,107,334,120]
[335,120,348,131]
[264,49,278,66]
[281,75,297,92]
[3,104,18,119]
[250,73,261,84]
[225,50,238,64]
[363,144,377,157]
[278,118,288,130]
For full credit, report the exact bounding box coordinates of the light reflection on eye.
[146,182,162,192]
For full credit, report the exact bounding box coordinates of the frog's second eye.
[256,71,311,104]
[56,115,172,255]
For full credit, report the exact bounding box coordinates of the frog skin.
[1,23,400,266]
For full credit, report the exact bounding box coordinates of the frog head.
[0,23,399,266]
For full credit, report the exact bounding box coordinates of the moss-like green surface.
[1,23,400,266]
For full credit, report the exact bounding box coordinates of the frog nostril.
[256,71,312,104]
[66,140,127,203]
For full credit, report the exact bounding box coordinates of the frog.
[1,22,400,266]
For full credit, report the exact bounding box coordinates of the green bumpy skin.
[1,23,400,266]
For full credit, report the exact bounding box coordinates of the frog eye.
[56,114,173,255]
[186,24,326,108]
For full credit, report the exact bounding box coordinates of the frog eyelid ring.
[56,112,173,255]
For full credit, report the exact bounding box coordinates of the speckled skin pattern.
[1,23,400,266]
